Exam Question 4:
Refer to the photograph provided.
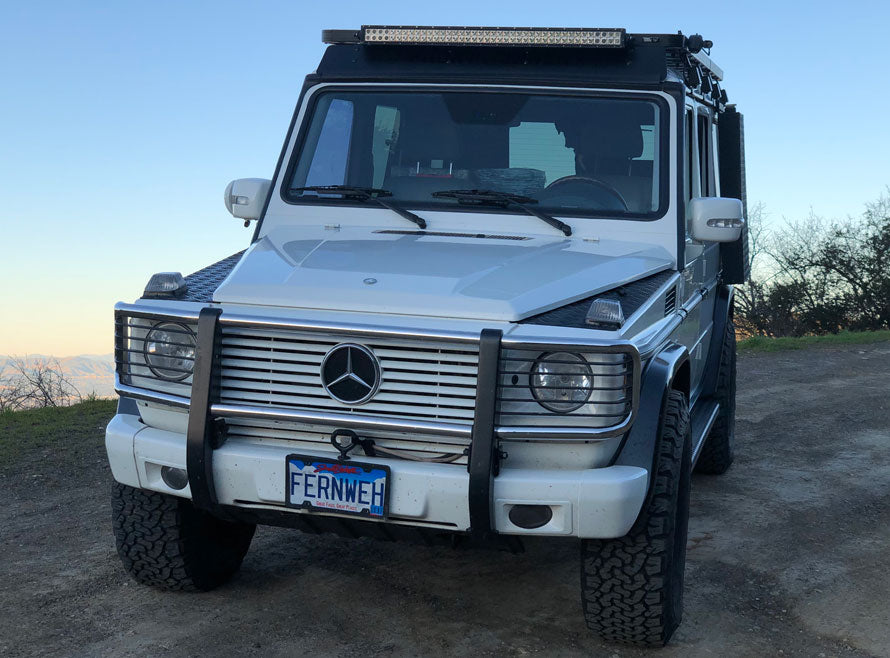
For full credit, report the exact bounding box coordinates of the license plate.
[285,454,390,519]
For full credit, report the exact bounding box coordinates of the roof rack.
[319,26,727,108]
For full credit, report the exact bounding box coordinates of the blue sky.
[1,0,888,355]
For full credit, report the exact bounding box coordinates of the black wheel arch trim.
[612,342,689,507]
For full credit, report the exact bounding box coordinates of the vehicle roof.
[314,27,726,105]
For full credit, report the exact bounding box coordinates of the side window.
[711,120,721,196]
[697,112,713,196]
[305,99,354,187]
[684,109,694,201]
[509,122,576,184]
[372,106,400,188]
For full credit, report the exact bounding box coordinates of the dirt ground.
[2,342,890,657]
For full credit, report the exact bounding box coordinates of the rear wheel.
[111,482,255,591]
[580,389,692,646]
[695,318,737,474]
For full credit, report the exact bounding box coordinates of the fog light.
[161,466,189,490]
[508,504,553,529]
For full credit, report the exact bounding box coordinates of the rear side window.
[697,113,713,196]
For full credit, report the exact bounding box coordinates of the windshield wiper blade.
[292,185,427,229]
[432,189,571,237]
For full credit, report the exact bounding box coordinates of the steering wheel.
[539,176,628,211]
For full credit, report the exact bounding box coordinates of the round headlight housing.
[530,352,593,413]
[143,322,196,381]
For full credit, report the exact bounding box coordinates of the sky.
[1,0,888,356]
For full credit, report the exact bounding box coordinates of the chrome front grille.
[113,303,641,447]
[217,325,480,426]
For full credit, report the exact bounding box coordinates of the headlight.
[143,322,196,381]
[530,352,593,413]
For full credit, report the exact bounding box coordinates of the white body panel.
[213,225,673,321]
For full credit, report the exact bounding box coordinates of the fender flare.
[612,342,690,504]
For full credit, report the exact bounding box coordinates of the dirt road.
[2,343,890,657]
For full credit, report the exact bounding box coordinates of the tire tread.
[580,390,691,646]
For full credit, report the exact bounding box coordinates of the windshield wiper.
[292,185,427,229]
[431,189,571,237]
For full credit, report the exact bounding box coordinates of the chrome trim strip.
[496,417,632,441]
[219,313,482,344]
[115,302,202,322]
[500,337,638,351]
[635,283,712,360]
[210,402,473,439]
[114,377,191,409]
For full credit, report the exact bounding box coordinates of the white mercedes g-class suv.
[107,26,748,646]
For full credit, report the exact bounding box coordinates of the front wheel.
[111,482,255,591]
[580,389,692,646]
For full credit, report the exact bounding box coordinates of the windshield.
[285,89,666,219]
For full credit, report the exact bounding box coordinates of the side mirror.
[224,178,272,221]
[688,197,745,242]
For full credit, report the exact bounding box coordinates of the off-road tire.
[580,389,692,646]
[111,482,255,591]
[695,318,736,474]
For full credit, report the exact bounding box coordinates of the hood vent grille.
[664,286,677,316]
[374,229,529,241]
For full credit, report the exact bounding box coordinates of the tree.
[0,357,81,410]
[734,190,890,337]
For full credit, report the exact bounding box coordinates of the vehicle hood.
[213,226,674,322]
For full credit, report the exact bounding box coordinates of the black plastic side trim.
[700,284,733,398]
[468,328,502,539]
[186,307,222,510]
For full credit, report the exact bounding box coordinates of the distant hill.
[0,354,115,398]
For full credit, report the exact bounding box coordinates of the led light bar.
[359,26,626,48]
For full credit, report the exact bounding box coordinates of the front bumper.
[106,413,647,538]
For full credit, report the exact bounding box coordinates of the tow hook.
[330,429,376,460]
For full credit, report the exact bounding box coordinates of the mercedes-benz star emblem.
[320,343,381,405]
